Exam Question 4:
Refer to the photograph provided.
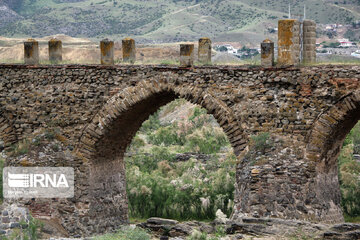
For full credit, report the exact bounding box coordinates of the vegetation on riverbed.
[93,227,150,240]
[125,99,236,221]
[338,122,360,218]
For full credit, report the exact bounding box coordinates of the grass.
[344,214,360,223]
[129,217,148,224]
[93,227,150,240]
[8,139,31,157]
[312,55,360,65]
[2,216,43,240]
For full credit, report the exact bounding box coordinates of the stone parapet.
[277,19,300,66]
[122,38,136,63]
[180,44,194,67]
[48,38,62,63]
[24,39,39,65]
[302,20,316,63]
[198,38,212,64]
[261,39,274,67]
[100,39,114,65]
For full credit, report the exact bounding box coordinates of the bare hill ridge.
[0,0,359,43]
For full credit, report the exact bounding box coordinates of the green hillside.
[0,0,359,43]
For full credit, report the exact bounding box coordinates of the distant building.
[222,44,237,54]
[338,38,356,48]
[351,50,360,59]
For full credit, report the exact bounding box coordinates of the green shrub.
[140,112,161,133]
[126,150,235,220]
[44,129,56,140]
[126,146,175,172]
[187,230,208,240]
[148,124,185,146]
[94,227,150,240]
[214,225,226,237]
[338,122,360,218]
[127,134,145,152]
[251,132,272,153]
[185,127,229,154]
[3,217,43,240]
[125,99,235,221]
[10,139,31,156]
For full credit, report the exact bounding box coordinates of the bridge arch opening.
[124,98,237,221]
[78,81,247,233]
[307,91,360,223]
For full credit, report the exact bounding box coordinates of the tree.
[218,46,228,52]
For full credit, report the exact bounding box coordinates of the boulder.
[331,223,360,233]
[147,217,178,226]
[169,223,193,237]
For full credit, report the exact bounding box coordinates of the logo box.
[3,167,74,198]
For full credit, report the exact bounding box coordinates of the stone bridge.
[0,64,359,236]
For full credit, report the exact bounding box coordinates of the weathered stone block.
[261,39,274,67]
[100,39,114,65]
[180,44,194,67]
[198,38,211,64]
[122,38,135,63]
[24,39,39,65]
[48,38,62,63]
[302,20,316,63]
[277,19,300,66]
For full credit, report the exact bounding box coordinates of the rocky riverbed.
[2,204,358,240]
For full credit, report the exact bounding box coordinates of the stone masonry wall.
[0,64,359,236]
[0,203,31,236]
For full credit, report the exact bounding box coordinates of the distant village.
[213,44,260,60]
[214,21,360,60]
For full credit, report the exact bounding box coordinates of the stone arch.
[76,79,247,234]
[306,90,360,223]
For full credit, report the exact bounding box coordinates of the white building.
[338,38,355,48]
[223,44,238,54]
[351,50,360,58]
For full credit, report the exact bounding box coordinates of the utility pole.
[304,5,306,20]
[288,3,291,19]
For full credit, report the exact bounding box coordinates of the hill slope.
[0,0,359,43]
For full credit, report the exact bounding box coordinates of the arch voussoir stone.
[305,89,360,224]
[79,80,246,158]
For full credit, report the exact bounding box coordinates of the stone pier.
[180,44,194,67]
[100,39,114,65]
[277,19,300,66]
[48,38,62,63]
[198,38,212,64]
[302,20,316,63]
[261,39,274,67]
[24,39,39,65]
[122,38,136,63]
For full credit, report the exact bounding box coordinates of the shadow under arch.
[306,89,360,223]
[76,79,247,233]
